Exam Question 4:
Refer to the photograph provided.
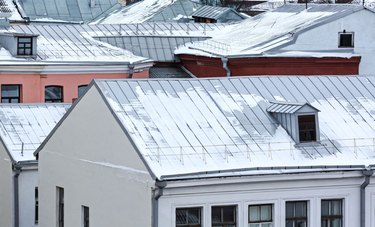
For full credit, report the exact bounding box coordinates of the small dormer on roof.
[0,32,38,58]
[267,101,320,144]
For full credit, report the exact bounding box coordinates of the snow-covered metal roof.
[191,5,234,20]
[0,24,151,64]
[0,103,70,162]
[175,4,367,57]
[267,101,319,114]
[96,76,375,179]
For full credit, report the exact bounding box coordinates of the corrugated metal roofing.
[96,76,375,179]
[176,4,366,57]
[18,0,121,22]
[191,5,231,20]
[149,66,191,78]
[267,102,318,114]
[0,103,70,161]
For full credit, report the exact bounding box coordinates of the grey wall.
[0,144,14,227]
[18,169,38,227]
[38,85,153,227]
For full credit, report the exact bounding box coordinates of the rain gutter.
[152,180,167,227]
[361,169,373,227]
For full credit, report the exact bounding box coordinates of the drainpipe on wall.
[151,180,167,227]
[128,64,134,78]
[361,169,373,227]
[13,163,21,227]
[221,57,231,77]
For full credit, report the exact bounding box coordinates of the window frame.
[248,204,273,226]
[338,31,354,48]
[45,85,63,103]
[211,205,237,227]
[57,187,64,227]
[285,200,308,227]
[176,207,202,227]
[321,199,343,227]
[1,84,21,103]
[297,114,317,143]
[17,36,33,56]
[35,187,38,224]
[78,85,88,98]
[82,206,89,227]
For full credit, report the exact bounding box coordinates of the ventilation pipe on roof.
[128,64,135,78]
[361,169,373,227]
[221,57,231,77]
[152,180,167,227]
[13,163,21,227]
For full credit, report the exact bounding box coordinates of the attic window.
[339,31,354,48]
[298,115,317,143]
[17,37,33,55]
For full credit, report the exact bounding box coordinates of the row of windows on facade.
[176,199,342,227]
[0,84,88,103]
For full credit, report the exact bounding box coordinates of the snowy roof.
[96,76,375,179]
[17,0,120,23]
[91,0,198,24]
[0,103,70,162]
[0,24,149,64]
[191,5,239,20]
[175,4,368,57]
[267,101,319,114]
[1,0,22,21]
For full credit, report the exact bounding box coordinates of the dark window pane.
[339,33,353,47]
[223,206,235,222]
[249,206,260,222]
[321,201,329,216]
[1,85,20,103]
[298,115,316,142]
[176,209,186,224]
[212,206,236,226]
[17,37,33,56]
[295,202,307,217]
[286,202,294,218]
[176,207,201,227]
[78,85,88,97]
[45,86,63,103]
[211,207,221,223]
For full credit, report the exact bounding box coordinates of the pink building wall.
[0,70,149,103]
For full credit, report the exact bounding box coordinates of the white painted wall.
[18,169,38,227]
[280,9,375,75]
[38,85,153,227]
[0,144,14,227]
[158,171,372,227]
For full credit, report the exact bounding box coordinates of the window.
[249,204,273,227]
[176,207,202,227]
[321,199,343,227]
[338,31,354,48]
[82,206,89,227]
[35,187,39,224]
[57,187,64,227]
[1,85,21,103]
[212,205,237,227]
[286,201,308,227]
[17,37,33,55]
[298,115,317,143]
[78,85,88,98]
[45,86,63,103]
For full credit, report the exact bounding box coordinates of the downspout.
[128,64,134,78]
[152,180,167,227]
[361,169,373,227]
[13,163,21,227]
[221,57,231,77]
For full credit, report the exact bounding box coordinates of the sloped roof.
[0,104,70,162]
[91,0,198,24]
[149,66,191,78]
[267,101,319,114]
[95,76,375,179]
[17,0,120,22]
[0,24,150,64]
[191,5,237,20]
[175,4,368,57]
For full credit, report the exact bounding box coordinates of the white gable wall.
[18,169,38,227]
[38,85,153,227]
[0,144,14,227]
[280,9,375,75]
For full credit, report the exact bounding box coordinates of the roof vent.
[267,101,320,144]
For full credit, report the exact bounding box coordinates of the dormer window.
[338,31,354,48]
[17,37,33,55]
[267,101,320,144]
[298,115,317,142]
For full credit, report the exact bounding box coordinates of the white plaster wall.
[159,171,366,227]
[0,145,14,227]
[38,85,153,227]
[18,169,38,227]
[280,10,375,75]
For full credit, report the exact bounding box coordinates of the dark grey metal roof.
[191,5,232,20]
[147,0,201,22]
[18,0,121,22]
[267,101,319,114]
[95,35,208,62]
[149,66,191,78]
